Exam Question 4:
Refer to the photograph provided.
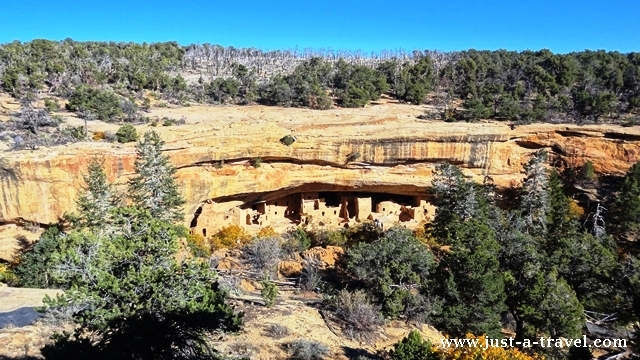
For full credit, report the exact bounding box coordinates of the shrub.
[67,85,123,121]
[287,339,330,360]
[12,226,63,288]
[312,228,347,247]
[160,116,186,126]
[243,237,283,276]
[332,290,383,342]
[115,124,139,143]
[12,106,61,133]
[103,131,117,143]
[266,324,290,339]
[257,226,277,238]
[346,227,434,319]
[60,125,86,140]
[217,272,244,297]
[210,225,251,250]
[186,233,210,258]
[581,161,596,181]
[261,279,278,307]
[622,118,637,127]
[213,160,225,169]
[251,157,262,168]
[345,221,383,246]
[299,257,322,292]
[44,98,60,112]
[283,227,312,254]
[346,152,361,163]
[389,331,438,360]
[280,135,296,146]
[0,264,18,285]
[92,131,106,141]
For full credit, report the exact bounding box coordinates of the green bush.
[251,157,262,168]
[283,227,311,253]
[67,85,123,122]
[60,125,86,140]
[346,152,361,163]
[261,279,278,307]
[44,98,60,112]
[13,226,64,288]
[346,227,434,319]
[280,135,296,146]
[581,161,596,181]
[389,331,439,360]
[115,124,139,143]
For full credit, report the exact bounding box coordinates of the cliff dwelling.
[190,189,436,235]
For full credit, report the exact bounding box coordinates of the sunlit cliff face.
[1,104,638,235]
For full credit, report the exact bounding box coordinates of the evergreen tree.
[609,162,640,241]
[75,157,119,229]
[520,150,549,234]
[496,211,548,341]
[427,163,481,242]
[546,170,576,241]
[42,207,243,359]
[345,227,434,319]
[428,165,506,337]
[536,270,584,338]
[13,226,65,288]
[389,330,439,360]
[128,131,186,222]
[430,217,506,338]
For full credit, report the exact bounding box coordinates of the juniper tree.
[345,227,434,319]
[42,207,243,359]
[75,157,120,229]
[128,131,186,223]
[495,210,547,341]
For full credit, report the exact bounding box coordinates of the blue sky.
[2,0,638,53]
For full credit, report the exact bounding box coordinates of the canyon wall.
[1,104,639,231]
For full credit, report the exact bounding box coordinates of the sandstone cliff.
[1,103,639,236]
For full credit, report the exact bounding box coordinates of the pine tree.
[428,166,506,337]
[430,217,506,338]
[76,157,119,229]
[128,131,186,223]
[609,162,640,240]
[427,163,481,242]
[546,169,576,241]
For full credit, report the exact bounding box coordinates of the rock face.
[1,104,640,231]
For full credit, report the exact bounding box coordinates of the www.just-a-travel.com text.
[440,336,627,350]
